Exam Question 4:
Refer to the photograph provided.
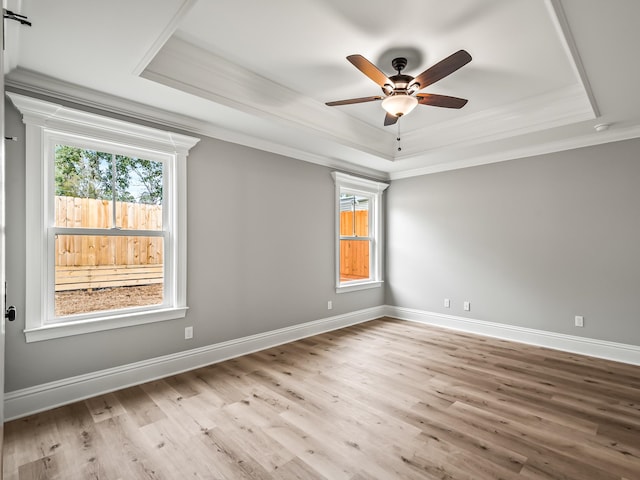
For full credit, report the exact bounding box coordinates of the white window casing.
[8,93,200,342]
[331,172,388,293]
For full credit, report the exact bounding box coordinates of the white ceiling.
[5,0,640,179]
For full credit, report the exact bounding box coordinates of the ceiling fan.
[326,50,472,126]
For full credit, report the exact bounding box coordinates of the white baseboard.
[7,305,638,421]
[4,306,385,421]
[385,306,640,366]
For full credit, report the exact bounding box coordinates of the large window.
[53,146,165,317]
[9,93,200,342]
[332,172,388,292]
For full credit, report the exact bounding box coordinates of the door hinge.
[3,9,31,26]
[4,282,15,321]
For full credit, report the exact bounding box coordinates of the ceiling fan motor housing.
[384,74,415,95]
[383,57,417,95]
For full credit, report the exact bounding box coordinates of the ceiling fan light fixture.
[381,94,418,117]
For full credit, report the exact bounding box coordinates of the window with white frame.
[9,93,200,342]
[331,172,388,292]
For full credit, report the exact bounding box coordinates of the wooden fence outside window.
[340,210,369,281]
[54,196,163,291]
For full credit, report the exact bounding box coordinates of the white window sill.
[336,280,383,294]
[24,307,188,342]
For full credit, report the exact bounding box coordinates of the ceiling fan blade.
[417,93,468,109]
[326,95,383,106]
[410,50,472,90]
[347,54,392,88]
[384,112,398,126]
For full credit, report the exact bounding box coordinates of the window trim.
[8,93,200,342]
[331,172,388,293]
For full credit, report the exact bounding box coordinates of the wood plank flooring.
[4,317,640,479]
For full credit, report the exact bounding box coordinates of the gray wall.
[386,138,640,346]
[4,97,384,392]
[7,89,639,393]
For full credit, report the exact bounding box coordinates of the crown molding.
[8,65,629,183]
[5,68,389,181]
[7,92,200,153]
[396,84,596,159]
[6,68,213,134]
[389,122,640,180]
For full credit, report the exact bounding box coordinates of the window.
[53,146,165,317]
[331,172,388,292]
[9,93,200,342]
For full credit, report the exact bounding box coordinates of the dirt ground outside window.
[55,284,164,316]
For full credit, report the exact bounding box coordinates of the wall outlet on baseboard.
[185,326,193,339]
[574,316,584,327]
[463,301,471,311]
[444,298,451,308]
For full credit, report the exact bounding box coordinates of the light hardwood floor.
[4,318,640,479]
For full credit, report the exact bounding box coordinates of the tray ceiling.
[6,0,640,179]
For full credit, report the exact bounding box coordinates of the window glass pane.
[54,146,163,230]
[340,194,354,236]
[116,155,163,230]
[54,234,164,317]
[55,146,114,228]
[115,198,163,231]
[340,193,369,237]
[340,239,370,282]
[354,196,369,236]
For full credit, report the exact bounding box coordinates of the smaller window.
[339,193,371,282]
[331,172,388,293]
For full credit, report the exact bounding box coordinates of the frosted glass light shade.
[381,94,418,117]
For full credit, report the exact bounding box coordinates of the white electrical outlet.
[574,316,584,327]
[463,301,470,311]
[328,300,333,310]
[185,326,193,339]
[444,298,451,308]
